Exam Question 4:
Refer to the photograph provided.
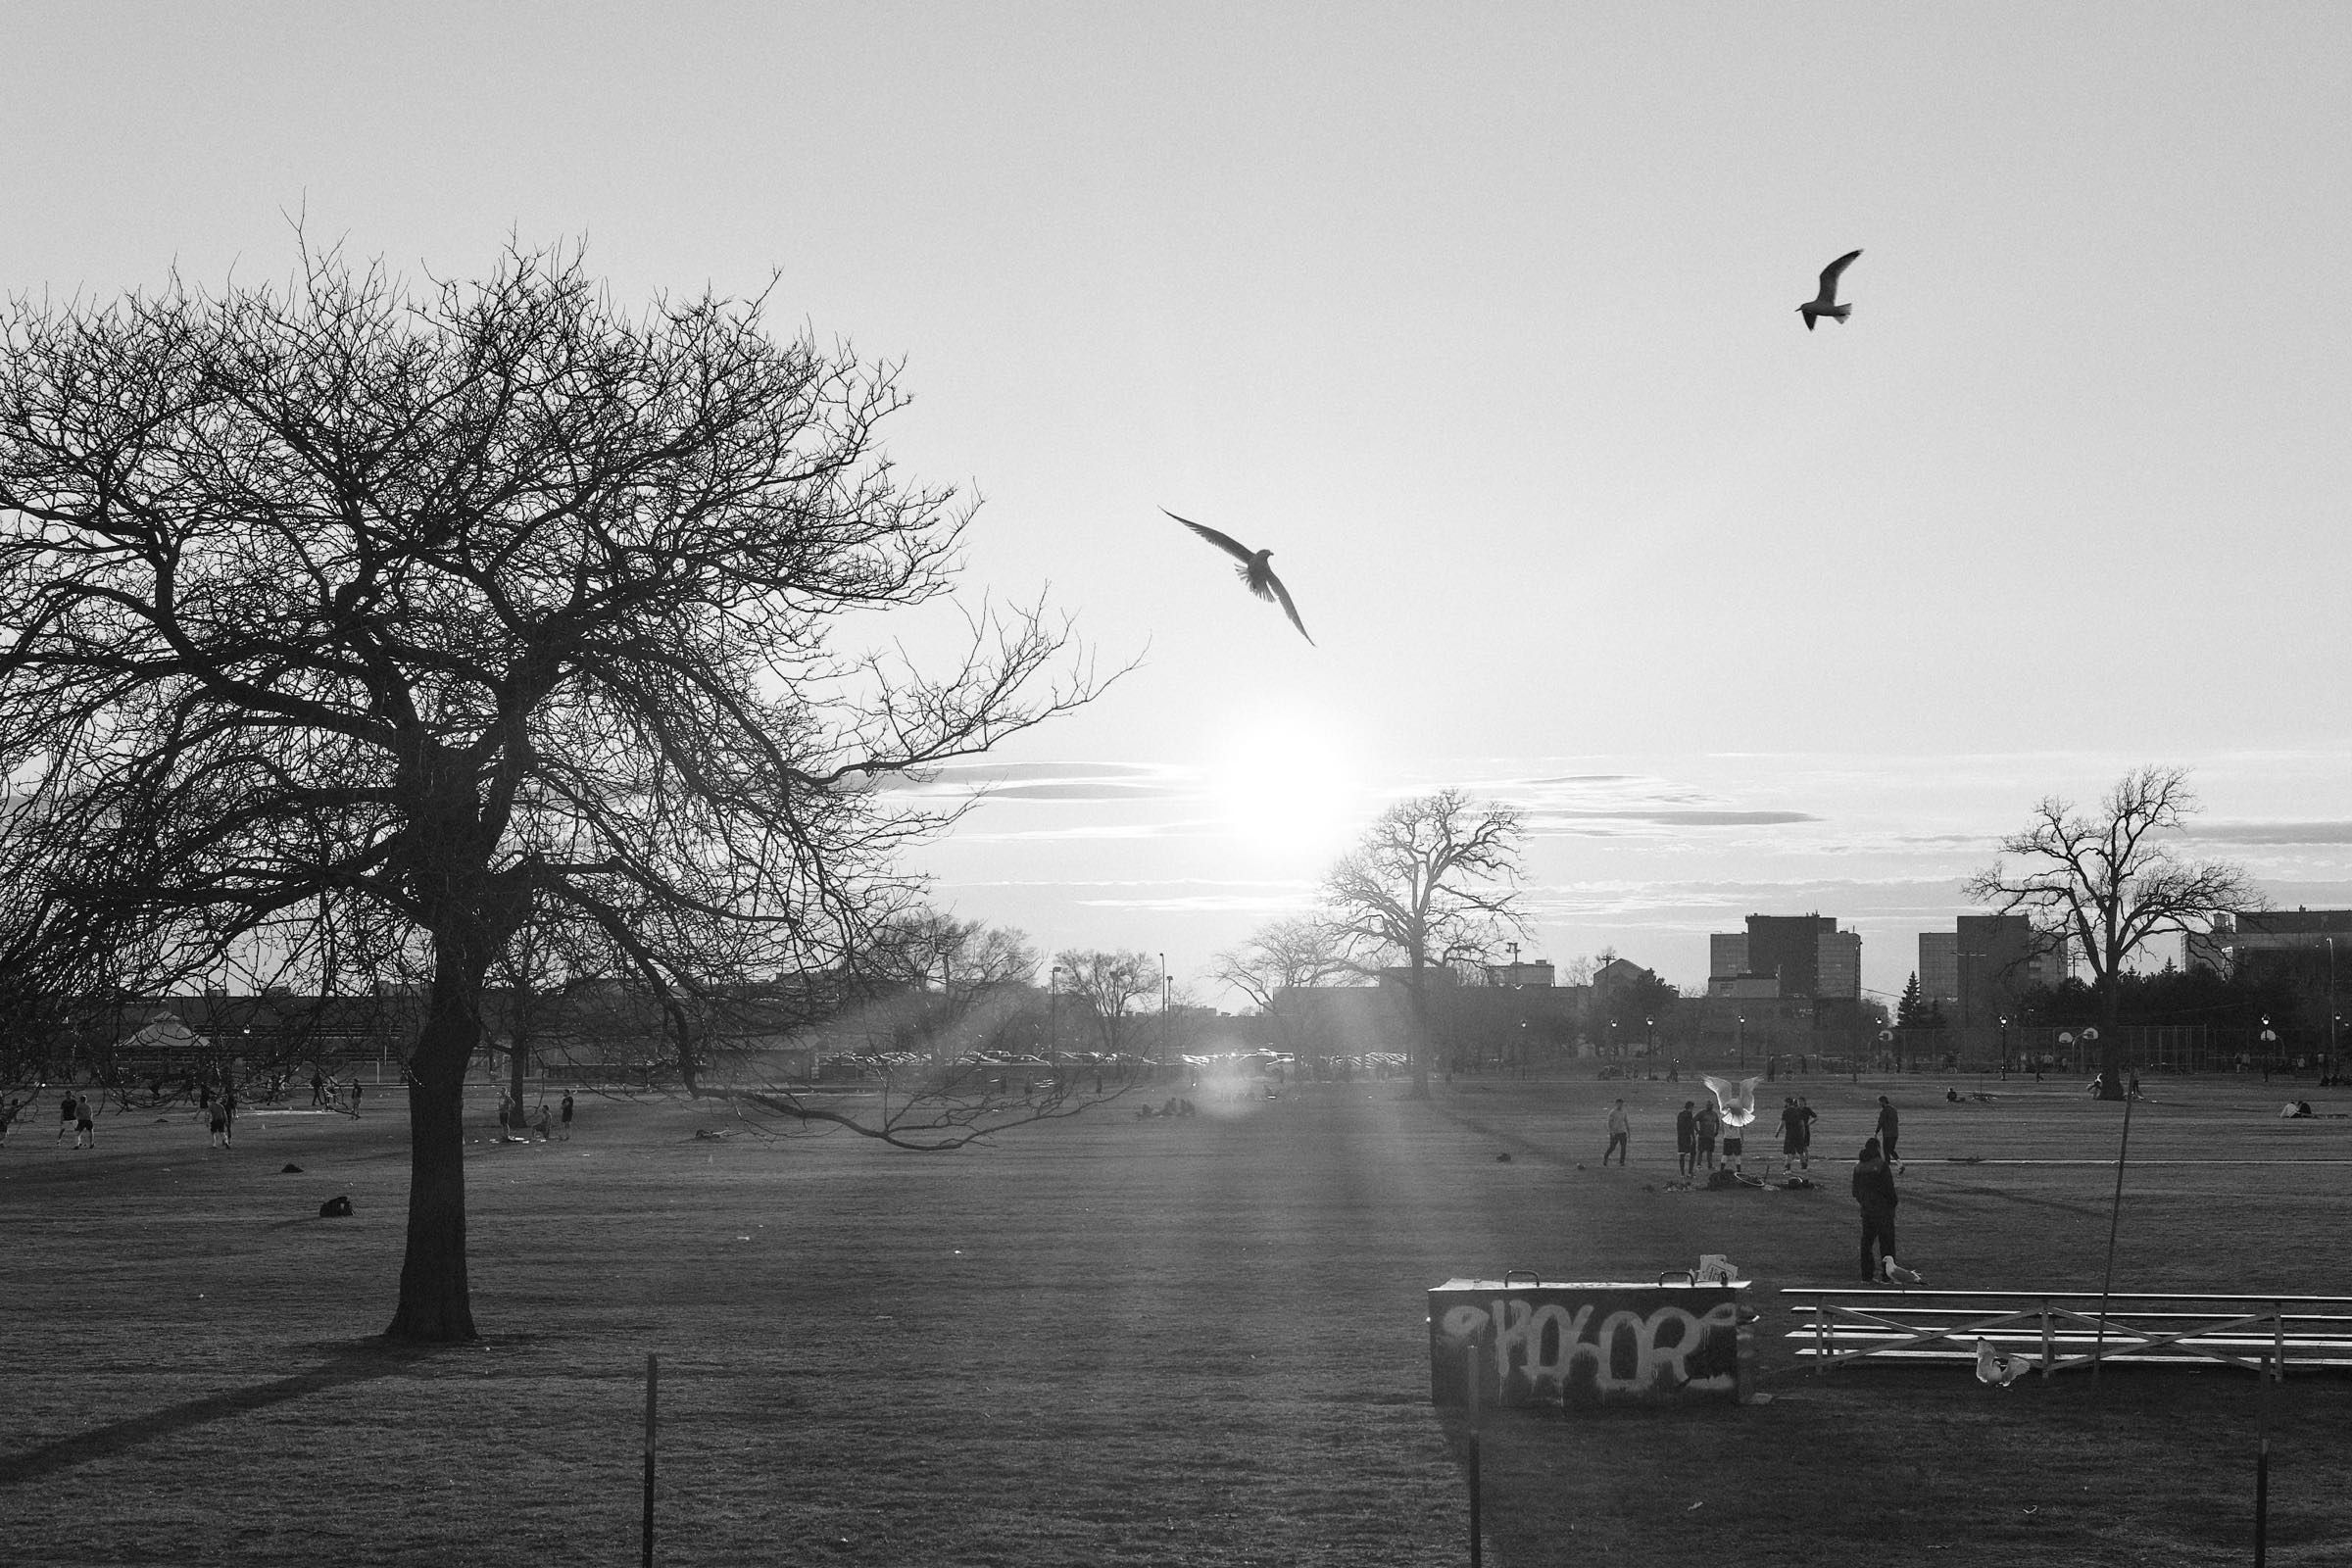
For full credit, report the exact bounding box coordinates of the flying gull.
[1798,249,1862,330]
[1164,510,1313,645]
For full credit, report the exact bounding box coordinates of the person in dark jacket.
[1675,1102,1697,1177]
[1851,1137,1909,1283]
[1874,1096,1901,1165]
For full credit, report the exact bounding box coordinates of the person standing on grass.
[57,1090,79,1146]
[350,1079,363,1115]
[533,1102,553,1141]
[1694,1099,1720,1172]
[1603,1099,1631,1166]
[1779,1097,1808,1173]
[208,1095,229,1150]
[72,1092,97,1150]
[311,1068,325,1106]
[1675,1101,1696,1177]
[560,1092,574,1140]
[1875,1095,1901,1167]
[0,1093,25,1146]
[1851,1137,1912,1283]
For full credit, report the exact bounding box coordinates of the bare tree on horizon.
[1963,764,2261,1099]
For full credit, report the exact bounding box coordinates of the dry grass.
[3,1071,2349,1565]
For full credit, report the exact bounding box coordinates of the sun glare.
[1206,719,1359,855]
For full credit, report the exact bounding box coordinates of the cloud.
[2192,821,2352,846]
[1525,808,1820,829]
[859,760,1204,804]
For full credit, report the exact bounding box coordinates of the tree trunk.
[385,959,486,1342]
[2096,967,2126,1101]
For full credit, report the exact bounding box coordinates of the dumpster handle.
[1658,1270,1696,1286]
[1501,1268,1542,1287]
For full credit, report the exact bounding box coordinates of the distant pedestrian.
[208,1096,230,1150]
[1875,1095,1901,1166]
[533,1103,553,1141]
[1694,1100,1720,1171]
[350,1079,363,1115]
[560,1093,573,1140]
[311,1069,325,1106]
[1603,1099,1630,1165]
[73,1093,97,1150]
[56,1091,78,1146]
[497,1094,514,1136]
[0,1094,24,1146]
[1797,1097,1818,1168]
[1675,1102,1697,1177]
[220,1089,237,1148]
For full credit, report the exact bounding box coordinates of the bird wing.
[1265,568,1314,645]
[1817,249,1862,297]
[1164,509,1255,565]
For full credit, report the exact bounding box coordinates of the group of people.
[1601,1089,1919,1281]
[497,1092,574,1141]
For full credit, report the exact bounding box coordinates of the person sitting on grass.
[533,1103,553,1141]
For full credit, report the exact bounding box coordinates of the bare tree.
[867,908,1040,1063]
[0,242,1104,1339]
[1214,915,1356,1054]
[1053,949,1162,1060]
[1963,764,2260,1098]
[1320,788,1525,1097]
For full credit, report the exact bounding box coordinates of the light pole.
[1736,1014,1744,1066]
[2261,1015,2278,1079]
[1048,964,1062,1092]
[1999,1015,2010,1073]
[2327,938,2338,1081]
[1158,951,1168,1078]
[1644,1016,1655,1058]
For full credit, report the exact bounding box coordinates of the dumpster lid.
[1431,1277,1749,1291]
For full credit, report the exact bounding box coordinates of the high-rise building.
[1707,914,1860,1001]
[1918,931,1959,1008]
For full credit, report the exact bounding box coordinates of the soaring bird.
[1975,1337,2024,1387]
[1798,249,1862,330]
[1700,1074,1762,1130]
[1164,510,1314,644]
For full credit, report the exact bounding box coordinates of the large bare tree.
[1320,788,1524,1097]
[1963,764,2259,1098]
[0,242,1101,1339]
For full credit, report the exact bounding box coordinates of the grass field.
[4,1069,2350,1566]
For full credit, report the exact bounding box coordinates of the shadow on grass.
[0,1338,434,1488]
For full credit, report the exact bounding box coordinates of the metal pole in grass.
[1463,1340,1482,1568]
[643,1352,659,1568]
[2091,1043,2129,1381]
[2255,1347,2271,1567]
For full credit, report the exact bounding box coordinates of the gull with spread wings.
[1164,509,1314,645]
[1798,248,1862,330]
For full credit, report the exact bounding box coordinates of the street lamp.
[2327,938,2338,1081]
[1736,1014,1744,1066]
[1644,1016,1655,1058]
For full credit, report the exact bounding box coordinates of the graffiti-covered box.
[1429,1276,1753,1408]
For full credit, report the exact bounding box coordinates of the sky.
[7,4,2352,1006]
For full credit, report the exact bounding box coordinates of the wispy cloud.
[2193,821,2352,846]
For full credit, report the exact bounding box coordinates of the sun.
[1206,718,1359,853]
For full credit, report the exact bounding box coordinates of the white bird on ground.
[1798,249,1863,330]
[1882,1255,1925,1288]
[1976,1337,2023,1386]
[1164,510,1314,645]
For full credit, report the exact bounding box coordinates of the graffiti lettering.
[1437,1292,1743,1404]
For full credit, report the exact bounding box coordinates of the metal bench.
[1781,1289,2352,1378]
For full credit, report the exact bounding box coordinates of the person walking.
[0,1093,24,1147]
[350,1079,364,1116]
[1694,1099,1721,1172]
[220,1087,237,1149]
[1603,1099,1631,1166]
[1675,1101,1697,1177]
[1796,1096,1817,1169]
[311,1068,326,1106]
[208,1094,230,1150]
[1851,1137,1919,1284]
[1874,1095,1901,1167]
[72,1092,97,1150]
[56,1090,79,1146]
[559,1092,574,1141]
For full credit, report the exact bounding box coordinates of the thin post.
[643,1352,659,1568]
[2255,1348,2271,1568]
[2091,1083,2136,1378]
[1463,1340,1482,1568]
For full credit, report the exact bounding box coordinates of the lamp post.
[1159,951,1168,1078]
[1048,964,1062,1091]
[1736,1014,1744,1066]
[1644,1016,1655,1058]
[2327,938,2338,1081]
[2260,1014,2277,1079]
[1999,1015,2010,1073]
